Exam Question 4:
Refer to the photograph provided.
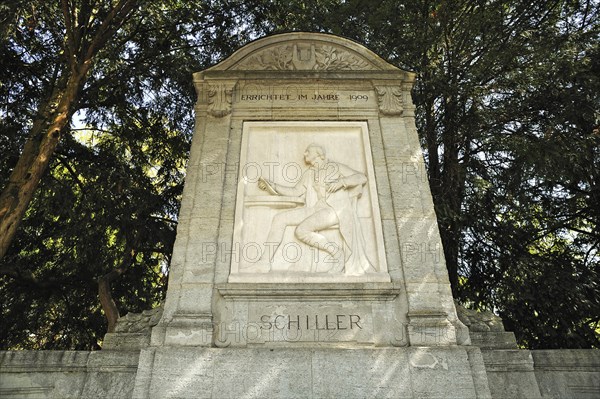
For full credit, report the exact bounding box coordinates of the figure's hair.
[306,143,325,159]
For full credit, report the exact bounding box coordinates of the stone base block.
[532,349,600,399]
[0,350,139,399]
[151,313,214,347]
[213,283,406,348]
[103,333,150,350]
[481,349,542,399]
[470,331,518,349]
[132,346,492,399]
[407,312,458,346]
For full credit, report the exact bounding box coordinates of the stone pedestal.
[132,347,491,399]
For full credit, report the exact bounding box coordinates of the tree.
[459,2,600,347]
[0,0,259,349]
[0,0,140,260]
[2,0,598,349]
[250,0,599,348]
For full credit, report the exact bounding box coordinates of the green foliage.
[0,0,260,349]
[250,0,600,348]
[460,7,600,347]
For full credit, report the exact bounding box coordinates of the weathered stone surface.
[453,302,520,350]
[214,282,403,347]
[3,347,599,398]
[148,31,464,350]
[469,332,518,350]
[102,305,164,350]
[0,350,138,399]
[114,305,164,333]
[455,302,505,333]
[532,350,600,399]
[132,347,487,399]
[102,333,150,350]
[482,350,542,399]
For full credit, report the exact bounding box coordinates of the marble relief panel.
[229,121,389,283]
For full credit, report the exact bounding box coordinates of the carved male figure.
[245,144,374,274]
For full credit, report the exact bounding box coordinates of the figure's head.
[304,144,325,166]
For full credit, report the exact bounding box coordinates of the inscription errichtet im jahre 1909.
[239,93,369,102]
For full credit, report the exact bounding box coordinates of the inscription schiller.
[259,314,363,331]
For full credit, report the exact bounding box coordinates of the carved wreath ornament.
[233,43,377,71]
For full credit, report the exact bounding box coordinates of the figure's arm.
[271,181,306,197]
[339,163,367,187]
[258,174,307,197]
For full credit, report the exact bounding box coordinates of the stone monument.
[132,32,484,398]
[2,32,599,399]
[147,32,471,347]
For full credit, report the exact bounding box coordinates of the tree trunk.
[0,0,138,260]
[436,94,467,297]
[98,271,123,334]
[0,70,88,259]
[98,248,135,333]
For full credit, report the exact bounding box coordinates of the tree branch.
[55,155,87,194]
[0,264,66,289]
[61,0,76,62]
[85,0,138,61]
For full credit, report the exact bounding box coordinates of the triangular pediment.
[205,32,401,72]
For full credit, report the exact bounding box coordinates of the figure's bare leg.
[260,207,310,263]
[241,208,309,272]
[295,208,344,272]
